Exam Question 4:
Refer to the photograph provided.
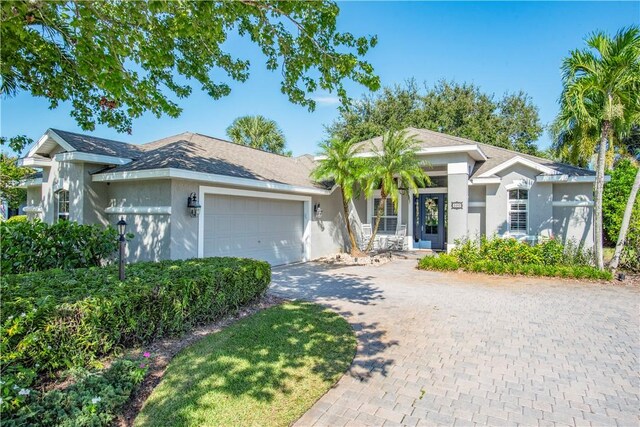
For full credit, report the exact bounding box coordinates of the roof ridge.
[189,131,296,159]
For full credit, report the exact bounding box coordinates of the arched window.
[508,189,528,234]
[56,190,69,221]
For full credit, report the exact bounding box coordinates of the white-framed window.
[372,197,397,234]
[508,189,528,234]
[56,190,69,221]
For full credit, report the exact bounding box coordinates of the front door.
[415,194,446,250]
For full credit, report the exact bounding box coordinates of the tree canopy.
[226,115,290,155]
[1,1,379,140]
[326,79,544,156]
[0,153,33,209]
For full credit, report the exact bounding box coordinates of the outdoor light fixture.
[187,192,201,217]
[116,217,127,281]
[314,203,323,219]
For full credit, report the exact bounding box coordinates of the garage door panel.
[203,194,304,265]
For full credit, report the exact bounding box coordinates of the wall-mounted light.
[187,192,201,217]
[313,203,323,219]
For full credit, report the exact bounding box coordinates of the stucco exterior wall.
[39,148,85,223]
[82,164,109,226]
[552,183,594,248]
[170,179,200,260]
[107,180,173,262]
[107,213,171,262]
[310,191,349,259]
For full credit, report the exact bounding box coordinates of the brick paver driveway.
[269,255,640,427]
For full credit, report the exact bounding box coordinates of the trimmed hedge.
[0,220,119,274]
[1,257,271,381]
[417,237,611,280]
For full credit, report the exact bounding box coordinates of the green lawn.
[135,302,355,427]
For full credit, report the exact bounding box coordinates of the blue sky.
[2,1,638,156]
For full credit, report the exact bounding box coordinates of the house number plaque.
[451,201,463,210]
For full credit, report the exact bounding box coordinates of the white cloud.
[312,95,340,106]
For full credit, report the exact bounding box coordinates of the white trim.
[197,186,312,261]
[55,152,132,165]
[366,190,402,235]
[478,156,557,178]
[447,161,468,175]
[536,174,609,183]
[425,170,448,177]
[23,206,43,213]
[92,167,333,195]
[27,130,76,157]
[417,187,448,194]
[504,178,534,191]
[468,202,486,208]
[469,177,501,185]
[17,157,52,167]
[104,206,172,215]
[552,200,594,207]
[315,145,488,161]
[17,178,43,188]
[507,188,529,235]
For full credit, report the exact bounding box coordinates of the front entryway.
[414,193,446,250]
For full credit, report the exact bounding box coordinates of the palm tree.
[312,138,365,256]
[226,115,290,155]
[556,26,640,270]
[364,130,429,252]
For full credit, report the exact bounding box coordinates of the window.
[508,189,528,234]
[372,198,397,234]
[56,190,69,221]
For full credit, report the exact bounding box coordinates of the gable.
[477,156,557,178]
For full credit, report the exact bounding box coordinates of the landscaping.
[134,302,356,427]
[1,256,271,424]
[0,219,119,273]
[418,237,613,280]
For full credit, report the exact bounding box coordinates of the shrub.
[418,254,459,271]
[4,215,28,223]
[466,261,612,280]
[418,236,610,280]
[2,357,148,426]
[0,257,271,384]
[603,159,640,272]
[0,220,119,274]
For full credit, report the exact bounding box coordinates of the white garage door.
[202,194,304,265]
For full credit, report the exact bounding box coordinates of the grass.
[134,302,356,427]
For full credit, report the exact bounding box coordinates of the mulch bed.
[116,294,285,426]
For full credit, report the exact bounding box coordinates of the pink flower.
[143,352,151,358]
[139,363,146,369]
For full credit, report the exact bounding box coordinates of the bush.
[417,236,610,280]
[603,159,640,272]
[418,254,459,271]
[4,215,28,223]
[0,257,271,384]
[1,220,119,274]
[466,261,612,280]
[2,357,148,426]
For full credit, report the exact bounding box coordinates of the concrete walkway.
[269,256,640,427]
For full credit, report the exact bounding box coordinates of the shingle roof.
[50,129,143,159]
[355,127,593,177]
[472,143,594,177]
[109,132,321,188]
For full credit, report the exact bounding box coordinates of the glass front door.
[415,194,446,250]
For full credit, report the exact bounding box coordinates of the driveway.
[269,256,640,427]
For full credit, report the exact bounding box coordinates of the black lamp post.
[117,217,127,281]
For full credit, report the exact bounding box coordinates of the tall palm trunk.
[594,120,610,270]
[340,188,363,256]
[610,165,640,271]
[366,190,387,252]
